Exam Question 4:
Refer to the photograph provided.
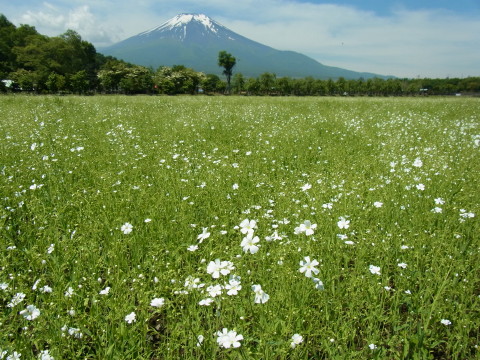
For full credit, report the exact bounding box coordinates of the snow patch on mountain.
[138,13,220,38]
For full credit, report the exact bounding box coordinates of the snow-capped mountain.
[135,14,238,42]
[100,13,386,79]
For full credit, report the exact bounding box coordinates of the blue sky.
[1,0,479,78]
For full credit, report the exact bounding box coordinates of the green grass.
[0,95,479,359]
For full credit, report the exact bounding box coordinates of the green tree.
[245,77,260,95]
[276,77,292,96]
[231,73,245,94]
[69,70,89,94]
[336,77,346,95]
[259,72,276,95]
[217,51,236,94]
[98,60,129,93]
[10,68,36,91]
[46,72,66,93]
[325,79,335,95]
[202,74,221,94]
[0,14,16,78]
[119,66,153,94]
[154,65,203,95]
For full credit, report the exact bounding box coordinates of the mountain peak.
[138,13,221,39]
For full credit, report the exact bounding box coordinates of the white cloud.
[219,3,480,77]
[18,3,118,46]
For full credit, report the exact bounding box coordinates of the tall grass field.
[0,95,479,359]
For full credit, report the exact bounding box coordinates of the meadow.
[0,95,479,359]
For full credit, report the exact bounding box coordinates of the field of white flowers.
[0,95,479,359]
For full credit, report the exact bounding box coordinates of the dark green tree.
[0,14,16,78]
[259,72,276,95]
[69,70,89,94]
[10,68,36,91]
[231,73,245,94]
[46,72,66,93]
[245,77,260,95]
[276,77,292,96]
[217,51,236,94]
[202,74,221,94]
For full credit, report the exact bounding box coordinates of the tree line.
[1,14,479,96]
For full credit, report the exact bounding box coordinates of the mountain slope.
[100,14,388,79]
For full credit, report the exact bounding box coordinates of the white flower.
[232,183,239,190]
[206,259,234,279]
[413,158,423,167]
[239,219,257,235]
[459,210,475,219]
[99,286,110,295]
[47,244,55,254]
[40,285,52,293]
[369,343,377,350]
[207,284,223,297]
[38,350,54,360]
[67,327,83,338]
[184,276,203,289]
[7,292,26,307]
[240,234,260,254]
[337,216,350,229]
[150,297,165,307]
[301,183,312,191]
[312,278,325,290]
[199,298,214,306]
[196,335,204,347]
[6,351,22,360]
[373,201,383,208]
[299,256,320,278]
[434,198,445,205]
[64,287,74,297]
[294,220,317,236]
[252,284,269,304]
[431,207,443,213]
[225,278,242,296]
[187,244,199,252]
[440,319,452,326]
[197,227,210,242]
[397,262,407,269]
[125,312,136,324]
[291,333,304,348]
[369,265,381,275]
[265,230,283,242]
[216,328,243,348]
[416,183,425,191]
[121,222,133,234]
[19,304,40,320]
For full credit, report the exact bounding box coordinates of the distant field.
[0,95,479,359]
